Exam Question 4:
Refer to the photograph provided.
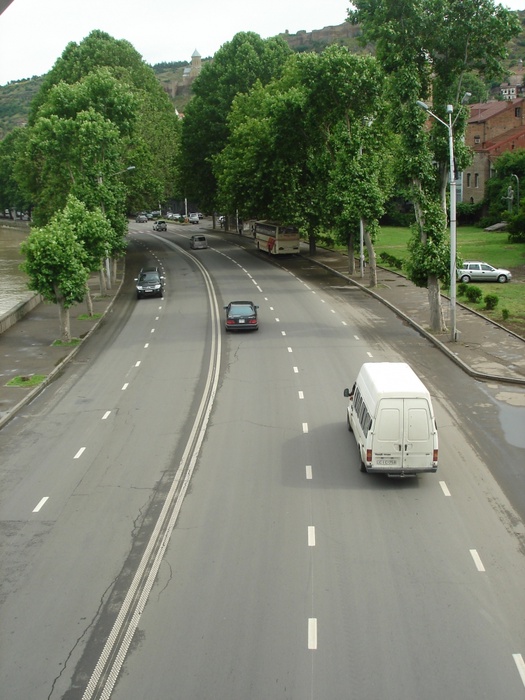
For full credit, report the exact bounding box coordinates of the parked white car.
[457,261,512,283]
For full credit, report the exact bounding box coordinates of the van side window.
[353,388,372,436]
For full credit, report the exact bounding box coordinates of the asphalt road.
[1,223,524,699]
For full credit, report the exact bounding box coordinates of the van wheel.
[360,461,366,473]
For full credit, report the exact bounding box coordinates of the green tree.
[0,128,32,216]
[180,32,292,213]
[20,207,90,342]
[350,0,520,331]
[485,149,525,241]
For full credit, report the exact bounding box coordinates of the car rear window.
[230,305,254,315]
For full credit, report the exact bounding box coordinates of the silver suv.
[457,261,512,283]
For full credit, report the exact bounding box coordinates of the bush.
[466,286,483,303]
[502,308,510,320]
[379,252,404,270]
[484,293,499,310]
[457,282,469,297]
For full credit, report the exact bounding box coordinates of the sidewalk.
[1,234,524,431]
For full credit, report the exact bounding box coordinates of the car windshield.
[230,305,254,316]
[139,273,160,283]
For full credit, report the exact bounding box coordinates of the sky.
[0,0,351,85]
[1,0,524,87]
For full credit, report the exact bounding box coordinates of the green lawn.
[373,226,525,334]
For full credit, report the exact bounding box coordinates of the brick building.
[463,99,525,204]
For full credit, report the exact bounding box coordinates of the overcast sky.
[1,0,524,86]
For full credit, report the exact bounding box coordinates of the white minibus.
[343,362,438,477]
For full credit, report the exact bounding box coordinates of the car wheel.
[460,274,471,283]
[137,292,141,299]
[497,274,508,283]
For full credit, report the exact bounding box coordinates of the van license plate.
[377,459,396,465]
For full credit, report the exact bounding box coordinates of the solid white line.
[293,367,299,374]
[122,383,129,391]
[135,361,141,367]
[470,549,485,572]
[439,481,451,496]
[298,391,304,399]
[302,423,309,433]
[306,465,312,479]
[513,654,525,687]
[74,447,86,459]
[308,526,315,546]
[102,411,111,420]
[308,618,317,650]
[32,497,49,513]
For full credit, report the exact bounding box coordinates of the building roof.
[468,99,525,124]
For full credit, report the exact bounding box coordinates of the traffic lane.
[0,235,213,698]
[113,243,524,698]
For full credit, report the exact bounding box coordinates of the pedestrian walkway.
[0,230,524,431]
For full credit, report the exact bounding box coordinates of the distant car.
[457,261,512,283]
[135,267,164,299]
[190,234,208,249]
[223,300,259,331]
[135,214,148,223]
[197,212,204,219]
[153,220,167,231]
[188,213,199,224]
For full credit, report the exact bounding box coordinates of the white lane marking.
[513,654,525,687]
[306,465,312,480]
[270,306,274,311]
[302,423,309,433]
[470,549,485,572]
[304,284,311,290]
[287,347,293,353]
[135,361,141,367]
[293,367,299,374]
[122,383,129,391]
[354,335,360,340]
[275,318,280,323]
[257,286,262,292]
[247,273,252,278]
[151,328,155,334]
[308,526,316,546]
[298,391,304,399]
[102,411,111,420]
[342,321,347,326]
[321,299,326,304]
[33,497,49,513]
[308,618,317,650]
[331,309,335,314]
[252,279,258,285]
[366,351,373,357]
[281,331,286,336]
[144,343,149,348]
[439,481,451,496]
[74,447,86,459]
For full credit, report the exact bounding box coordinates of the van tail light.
[433,449,438,462]
[366,449,372,463]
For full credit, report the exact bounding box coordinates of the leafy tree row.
[179,2,519,333]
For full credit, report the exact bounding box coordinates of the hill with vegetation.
[2,13,525,140]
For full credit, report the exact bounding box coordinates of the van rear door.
[373,398,434,472]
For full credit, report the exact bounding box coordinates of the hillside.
[1,14,525,140]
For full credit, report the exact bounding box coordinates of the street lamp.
[511,173,520,214]
[416,99,464,342]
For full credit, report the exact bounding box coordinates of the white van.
[343,362,438,477]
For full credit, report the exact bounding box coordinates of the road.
[0,222,524,699]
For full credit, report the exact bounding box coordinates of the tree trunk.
[85,283,94,317]
[57,298,71,342]
[99,266,106,295]
[347,234,356,275]
[363,221,377,288]
[427,274,445,332]
[309,231,316,255]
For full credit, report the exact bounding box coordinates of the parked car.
[188,213,199,224]
[153,220,167,231]
[135,267,164,299]
[135,214,148,223]
[457,261,512,283]
[197,212,204,219]
[223,301,259,331]
[190,234,208,249]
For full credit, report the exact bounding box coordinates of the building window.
[515,107,521,117]
[466,173,471,187]
[474,135,480,145]
[474,173,479,188]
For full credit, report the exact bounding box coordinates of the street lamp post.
[416,100,458,342]
[511,173,520,214]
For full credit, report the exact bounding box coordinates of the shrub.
[484,293,499,310]
[379,252,404,270]
[466,286,483,303]
[502,308,510,320]
[457,282,469,296]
